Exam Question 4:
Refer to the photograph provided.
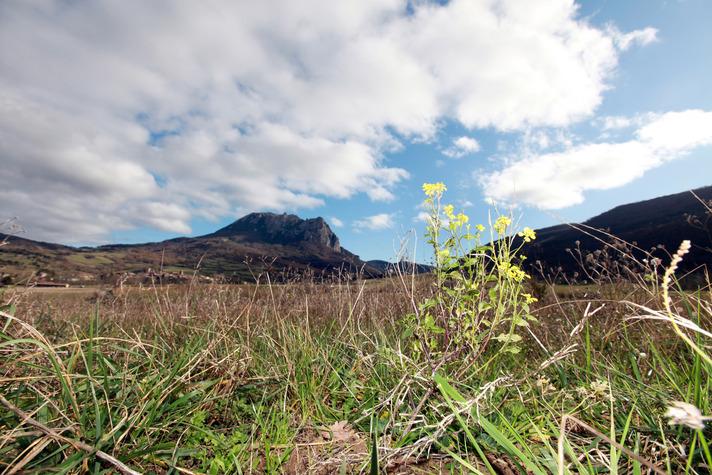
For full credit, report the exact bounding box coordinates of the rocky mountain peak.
[209,212,342,252]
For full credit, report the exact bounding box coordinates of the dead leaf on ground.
[285,422,367,474]
[321,420,360,443]
[486,453,535,475]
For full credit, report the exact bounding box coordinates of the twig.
[0,394,141,475]
[402,386,435,436]
[557,414,665,475]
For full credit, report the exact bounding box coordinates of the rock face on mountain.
[208,213,342,252]
[519,186,712,279]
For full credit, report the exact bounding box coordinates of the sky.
[1,0,711,262]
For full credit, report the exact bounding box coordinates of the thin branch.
[557,414,666,475]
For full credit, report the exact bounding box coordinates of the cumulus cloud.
[481,109,712,209]
[0,0,653,242]
[443,136,481,158]
[354,213,394,231]
[330,217,344,228]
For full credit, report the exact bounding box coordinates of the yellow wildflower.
[493,216,512,235]
[422,182,447,197]
[500,262,528,282]
[518,227,536,243]
[443,204,455,219]
[522,293,538,304]
[475,224,485,232]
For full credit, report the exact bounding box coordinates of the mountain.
[519,186,712,279]
[366,260,434,275]
[208,213,342,252]
[0,212,380,285]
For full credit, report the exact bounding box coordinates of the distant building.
[33,281,70,288]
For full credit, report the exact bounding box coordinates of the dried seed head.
[662,240,692,314]
[665,401,711,430]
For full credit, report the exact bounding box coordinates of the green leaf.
[0,303,16,316]
[477,416,547,475]
[434,373,496,475]
[494,333,522,343]
[370,416,379,475]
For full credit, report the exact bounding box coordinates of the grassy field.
[1,187,710,474]
[0,269,710,474]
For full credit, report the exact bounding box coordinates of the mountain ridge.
[520,185,712,279]
[0,212,379,284]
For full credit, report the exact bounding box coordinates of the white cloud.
[330,217,344,228]
[600,115,634,130]
[481,109,712,209]
[523,128,574,152]
[596,113,657,132]
[414,211,431,223]
[0,0,653,242]
[637,109,712,150]
[443,136,481,158]
[612,26,658,50]
[353,213,394,231]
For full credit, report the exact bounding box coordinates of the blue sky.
[1,0,711,262]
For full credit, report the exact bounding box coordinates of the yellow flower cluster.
[500,262,529,282]
[443,203,469,227]
[493,216,512,235]
[422,182,447,197]
[522,293,538,304]
[518,227,536,243]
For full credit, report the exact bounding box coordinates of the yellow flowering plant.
[411,183,538,364]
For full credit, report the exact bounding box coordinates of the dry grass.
[0,257,710,473]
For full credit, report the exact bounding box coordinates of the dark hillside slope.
[520,186,712,278]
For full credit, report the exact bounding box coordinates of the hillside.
[520,186,712,279]
[366,260,434,275]
[0,213,380,284]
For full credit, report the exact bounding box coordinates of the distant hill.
[0,213,383,285]
[519,186,712,279]
[366,260,434,275]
